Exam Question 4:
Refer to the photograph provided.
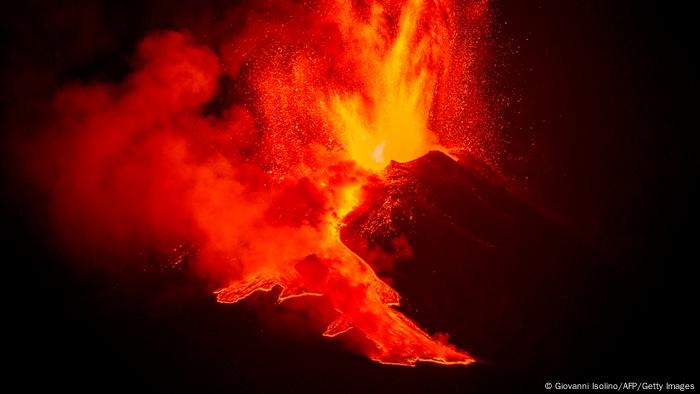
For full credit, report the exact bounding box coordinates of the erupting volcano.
[28,0,495,366]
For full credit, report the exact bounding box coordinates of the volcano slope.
[342,150,612,375]
[9,150,617,391]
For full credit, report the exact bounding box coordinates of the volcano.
[342,150,610,372]
[159,149,609,374]
[8,0,502,371]
[38,149,611,381]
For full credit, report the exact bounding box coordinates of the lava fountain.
[217,0,479,365]
[30,0,492,366]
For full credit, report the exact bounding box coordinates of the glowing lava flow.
[215,0,475,366]
[217,171,472,365]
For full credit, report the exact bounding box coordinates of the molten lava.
[30,0,493,366]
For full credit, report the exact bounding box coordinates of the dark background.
[1,0,696,392]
